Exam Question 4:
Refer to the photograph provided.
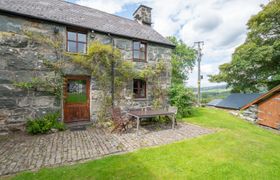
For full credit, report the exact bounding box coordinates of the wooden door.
[63,76,90,123]
[258,93,280,129]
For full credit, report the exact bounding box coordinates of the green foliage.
[138,60,169,108]
[13,31,65,98]
[26,112,65,135]
[13,74,62,98]
[72,41,170,117]
[167,36,196,85]
[169,84,194,118]
[210,0,280,92]
[167,36,196,115]
[72,41,135,92]
[24,30,64,59]
[72,41,136,119]
[13,79,38,90]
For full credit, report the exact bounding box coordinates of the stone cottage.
[0,0,174,133]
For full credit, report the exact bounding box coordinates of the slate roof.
[0,0,174,47]
[215,93,263,110]
[207,99,223,106]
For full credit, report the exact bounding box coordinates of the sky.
[66,0,269,87]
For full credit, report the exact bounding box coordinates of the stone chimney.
[133,5,152,26]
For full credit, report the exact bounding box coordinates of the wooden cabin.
[242,85,280,129]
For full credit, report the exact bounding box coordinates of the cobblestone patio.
[0,122,214,176]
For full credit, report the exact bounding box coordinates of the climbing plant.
[14,30,170,121]
[72,41,169,119]
[71,41,136,120]
[13,31,65,98]
[136,60,168,108]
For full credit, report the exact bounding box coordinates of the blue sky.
[66,0,268,87]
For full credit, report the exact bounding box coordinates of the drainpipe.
[108,34,115,108]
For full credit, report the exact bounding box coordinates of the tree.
[167,36,196,117]
[167,36,196,85]
[209,0,280,92]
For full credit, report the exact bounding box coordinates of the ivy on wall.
[13,31,65,99]
[14,31,169,121]
[72,41,168,120]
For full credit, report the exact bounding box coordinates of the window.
[133,79,146,98]
[133,41,146,61]
[67,30,87,53]
[66,79,87,103]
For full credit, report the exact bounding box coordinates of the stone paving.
[0,122,214,176]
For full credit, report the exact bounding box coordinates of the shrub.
[26,112,66,135]
[168,84,195,118]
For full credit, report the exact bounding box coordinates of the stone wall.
[0,13,172,132]
[0,14,66,134]
[90,34,172,120]
[229,105,258,123]
[241,105,258,122]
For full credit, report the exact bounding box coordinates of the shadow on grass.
[183,108,203,118]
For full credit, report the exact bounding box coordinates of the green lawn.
[11,108,280,180]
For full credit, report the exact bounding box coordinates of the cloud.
[194,13,223,33]
[71,0,269,87]
[216,26,245,47]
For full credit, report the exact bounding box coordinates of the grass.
[10,108,280,180]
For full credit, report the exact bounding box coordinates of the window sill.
[65,52,88,56]
[133,59,147,63]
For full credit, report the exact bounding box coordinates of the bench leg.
[172,114,175,130]
[136,117,140,134]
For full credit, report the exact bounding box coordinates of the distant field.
[201,88,230,93]
[192,85,231,103]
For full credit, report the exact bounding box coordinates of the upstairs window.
[133,79,146,98]
[67,30,87,53]
[133,41,146,62]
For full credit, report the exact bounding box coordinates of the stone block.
[91,100,101,112]
[61,62,90,75]
[0,32,28,48]
[0,98,17,108]
[32,96,55,107]
[7,123,26,132]
[5,51,42,71]
[91,90,103,99]
[0,70,15,84]
[11,108,33,116]
[0,58,7,70]
[0,109,10,125]
[35,107,60,117]
[6,115,26,124]
[0,84,15,97]
[17,97,31,107]
[14,71,36,82]
[0,15,23,33]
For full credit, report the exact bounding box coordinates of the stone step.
[66,121,93,131]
